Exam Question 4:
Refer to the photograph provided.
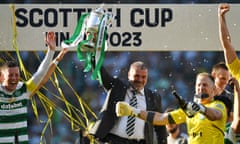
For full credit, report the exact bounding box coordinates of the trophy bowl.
[87,11,102,33]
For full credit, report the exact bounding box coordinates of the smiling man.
[89,61,167,144]
[0,31,67,144]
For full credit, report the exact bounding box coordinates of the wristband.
[52,59,59,66]
[146,111,155,124]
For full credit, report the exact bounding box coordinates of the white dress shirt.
[110,88,146,140]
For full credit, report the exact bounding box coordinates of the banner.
[1,4,240,51]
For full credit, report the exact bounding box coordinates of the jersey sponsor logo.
[1,102,23,109]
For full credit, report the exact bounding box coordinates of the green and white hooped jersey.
[0,82,30,144]
[0,49,54,144]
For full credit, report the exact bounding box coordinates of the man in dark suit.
[89,61,167,144]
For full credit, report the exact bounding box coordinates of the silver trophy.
[81,8,105,52]
[61,7,114,84]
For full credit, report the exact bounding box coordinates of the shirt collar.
[138,89,144,96]
[130,87,144,96]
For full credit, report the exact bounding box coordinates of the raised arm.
[39,48,67,85]
[26,31,56,95]
[218,3,238,64]
[29,48,67,97]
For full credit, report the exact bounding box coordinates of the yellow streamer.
[10,4,29,80]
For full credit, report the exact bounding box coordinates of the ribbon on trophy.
[61,7,114,85]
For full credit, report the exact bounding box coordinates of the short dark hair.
[212,61,228,72]
[2,60,19,68]
[0,61,4,70]
[0,61,4,67]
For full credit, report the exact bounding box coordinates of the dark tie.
[126,90,137,136]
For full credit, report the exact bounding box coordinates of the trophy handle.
[80,32,95,52]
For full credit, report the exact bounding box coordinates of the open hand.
[45,31,56,50]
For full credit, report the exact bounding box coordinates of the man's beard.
[169,127,178,133]
[194,93,209,99]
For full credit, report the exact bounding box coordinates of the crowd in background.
[1,0,240,143]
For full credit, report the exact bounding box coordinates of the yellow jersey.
[170,100,227,144]
[227,58,240,82]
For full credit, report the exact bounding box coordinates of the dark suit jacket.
[90,67,167,144]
